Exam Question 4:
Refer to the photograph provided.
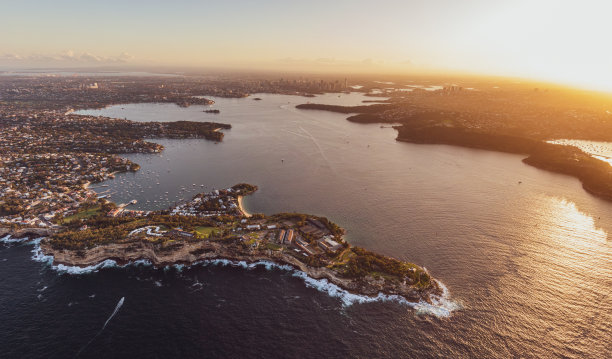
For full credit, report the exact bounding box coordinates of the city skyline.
[1,0,612,92]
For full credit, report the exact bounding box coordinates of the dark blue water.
[1,93,610,358]
[1,241,455,358]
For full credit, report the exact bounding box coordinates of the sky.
[1,0,611,91]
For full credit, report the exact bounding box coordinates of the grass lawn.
[244,238,257,247]
[265,242,283,251]
[194,226,219,238]
[60,206,102,224]
[336,248,354,263]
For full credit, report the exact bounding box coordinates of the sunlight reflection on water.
[548,139,612,166]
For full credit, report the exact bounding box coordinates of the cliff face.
[0,227,57,239]
[40,239,439,303]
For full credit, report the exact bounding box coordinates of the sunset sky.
[1,0,611,91]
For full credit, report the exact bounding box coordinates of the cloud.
[0,53,24,60]
[79,52,102,62]
[0,51,135,64]
[276,57,388,68]
[117,52,135,61]
[59,50,76,61]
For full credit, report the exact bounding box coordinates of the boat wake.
[2,235,461,318]
[75,297,125,357]
[102,297,125,330]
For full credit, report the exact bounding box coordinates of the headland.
[0,74,441,304]
[37,184,440,302]
[296,89,612,201]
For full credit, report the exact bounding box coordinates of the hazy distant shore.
[297,103,612,202]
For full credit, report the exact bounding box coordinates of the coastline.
[25,183,443,307]
[38,238,443,304]
[1,231,452,313]
[296,103,612,202]
[0,227,56,239]
[237,195,252,217]
[395,130,612,201]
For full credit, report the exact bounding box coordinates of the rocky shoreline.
[39,238,441,303]
[2,184,443,306]
[0,227,57,239]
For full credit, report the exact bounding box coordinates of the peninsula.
[296,82,612,201]
[0,74,440,303]
[40,184,439,302]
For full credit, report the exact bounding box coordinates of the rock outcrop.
[40,239,440,303]
[0,227,57,239]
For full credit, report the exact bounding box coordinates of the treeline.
[51,219,144,249]
[231,183,258,195]
[162,121,230,141]
[31,117,231,155]
[316,216,344,237]
[396,125,539,154]
[343,247,431,288]
[524,143,612,200]
[147,214,217,230]
[50,211,220,249]
[296,103,392,114]
[0,197,25,216]
[269,212,308,226]
[346,114,386,123]
[396,123,612,200]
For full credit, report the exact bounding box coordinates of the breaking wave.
[26,237,153,275]
[190,259,459,317]
[1,234,39,244]
[292,271,461,317]
[9,236,460,317]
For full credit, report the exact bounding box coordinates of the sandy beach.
[237,195,252,217]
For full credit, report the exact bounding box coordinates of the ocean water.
[1,93,610,358]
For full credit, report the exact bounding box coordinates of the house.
[293,237,314,256]
[277,229,286,243]
[318,236,342,252]
[107,208,123,217]
[284,229,294,244]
